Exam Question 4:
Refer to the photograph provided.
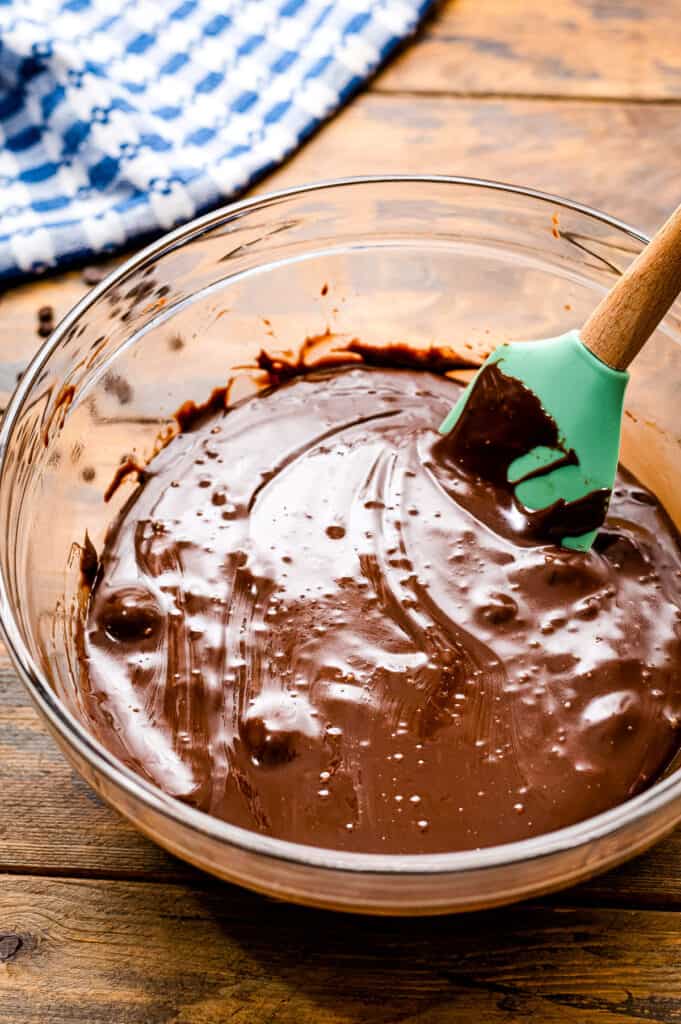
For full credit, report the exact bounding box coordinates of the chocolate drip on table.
[78,352,681,854]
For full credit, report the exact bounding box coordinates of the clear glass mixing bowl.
[1,176,681,915]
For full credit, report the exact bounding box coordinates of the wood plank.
[3,876,681,1023]
[580,834,681,908]
[0,658,189,882]
[2,92,679,416]
[380,0,681,100]
[263,95,680,234]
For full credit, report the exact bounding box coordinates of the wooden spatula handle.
[581,202,681,371]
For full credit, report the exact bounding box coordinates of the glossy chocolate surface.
[78,360,681,853]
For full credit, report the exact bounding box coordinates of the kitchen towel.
[0,0,433,282]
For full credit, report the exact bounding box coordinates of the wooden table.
[3,3,681,1020]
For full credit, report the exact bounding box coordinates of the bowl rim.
[2,172,678,878]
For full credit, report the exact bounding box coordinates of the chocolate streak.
[79,360,681,854]
[434,361,611,544]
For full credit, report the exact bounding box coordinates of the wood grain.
[381,0,681,100]
[2,95,681,412]
[263,96,681,234]
[3,876,681,1023]
[0,661,187,883]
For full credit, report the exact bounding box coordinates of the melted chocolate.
[434,361,611,544]
[78,361,681,853]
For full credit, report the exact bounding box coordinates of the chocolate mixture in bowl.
[77,341,681,854]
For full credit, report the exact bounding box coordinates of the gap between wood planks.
[371,88,681,105]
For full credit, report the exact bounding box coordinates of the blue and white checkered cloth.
[0,0,432,282]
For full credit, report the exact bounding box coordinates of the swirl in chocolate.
[78,353,681,853]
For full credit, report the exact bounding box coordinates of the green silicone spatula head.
[439,201,681,551]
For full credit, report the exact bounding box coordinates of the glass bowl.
[2,176,681,916]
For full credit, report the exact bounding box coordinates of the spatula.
[438,201,681,551]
